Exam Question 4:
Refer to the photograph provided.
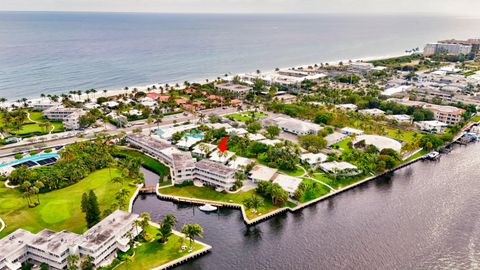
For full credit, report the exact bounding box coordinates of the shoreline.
[2,51,409,107]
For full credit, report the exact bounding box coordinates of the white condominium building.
[171,152,196,184]
[0,210,140,270]
[194,159,236,190]
[42,106,86,130]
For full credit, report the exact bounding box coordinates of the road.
[0,106,239,157]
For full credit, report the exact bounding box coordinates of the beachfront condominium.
[0,210,140,270]
[194,159,236,190]
[423,43,472,57]
[42,106,86,130]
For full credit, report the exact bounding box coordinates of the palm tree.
[199,143,211,158]
[158,214,177,243]
[67,254,79,270]
[181,223,203,249]
[111,176,124,186]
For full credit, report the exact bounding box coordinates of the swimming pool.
[184,133,204,139]
[0,153,60,168]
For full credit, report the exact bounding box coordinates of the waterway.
[133,143,480,269]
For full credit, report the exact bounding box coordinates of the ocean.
[0,12,479,100]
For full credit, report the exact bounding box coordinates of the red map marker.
[218,137,229,152]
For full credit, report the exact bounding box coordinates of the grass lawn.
[114,226,205,270]
[470,115,480,123]
[29,111,45,122]
[404,149,428,162]
[159,185,279,220]
[0,168,136,237]
[298,178,331,203]
[226,111,267,122]
[386,127,422,143]
[313,172,364,190]
[332,138,352,152]
[280,166,305,177]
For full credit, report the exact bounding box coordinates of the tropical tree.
[181,223,204,249]
[67,254,79,270]
[158,214,177,243]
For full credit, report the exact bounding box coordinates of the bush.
[29,150,38,156]
[44,148,52,153]
[14,153,23,159]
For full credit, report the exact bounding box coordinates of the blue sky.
[1,0,480,15]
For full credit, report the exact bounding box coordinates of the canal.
[133,143,480,269]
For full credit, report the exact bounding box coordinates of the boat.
[199,204,217,212]
[427,151,440,160]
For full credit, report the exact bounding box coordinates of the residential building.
[215,82,252,97]
[354,135,402,153]
[340,127,364,136]
[386,114,413,124]
[228,156,254,171]
[335,104,358,111]
[415,120,448,134]
[43,106,85,130]
[194,159,236,190]
[208,150,235,164]
[274,117,323,135]
[126,134,172,164]
[30,100,61,111]
[272,174,302,195]
[358,108,385,117]
[319,161,360,175]
[300,153,328,168]
[0,211,140,270]
[325,132,348,146]
[423,104,465,125]
[248,165,277,183]
[192,143,217,158]
[171,152,196,183]
[423,43,472,56]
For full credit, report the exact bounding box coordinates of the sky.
[1,0,480,15]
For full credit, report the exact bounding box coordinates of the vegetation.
[81,190,101,228]
[0,168,136,237]
[113,148,170,182]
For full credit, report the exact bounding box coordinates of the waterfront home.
[300,152,328,168]
[228,156,254,171]
[385,114,413,124]
[0,211,140,270]
[272,174,302,196]
[192,143,217,158]
[274,117,323,136]
[172,152,196,184]
[209,150,235,164]
[354,135,402,153]
[194,159,236,190]
[358,108,385,117]
[319,161,359,176]
[325,132,348,146]
[248,165,278,183]
[390,98,466,125]
[415,120,448,134]
[340,127,364,136]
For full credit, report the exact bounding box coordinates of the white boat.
[427,151,440,160]
[199,204,217,212]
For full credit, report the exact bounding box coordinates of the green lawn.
[2,110,64,137]
[159,185,279,220]
[280,166,306,177]
[386,127,422,143]
[0,168,136,237]
[226,111,267,122]
[29,111,45,122]
[313,172,364,190]
[298,178,331,203]
[332,138,352,151]
[114,226,205,270]
[470,115,480,123]
[403,149,428,162]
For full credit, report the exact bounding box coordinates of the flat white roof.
[340,127,364,134]
[325,132,348,146]
[226,127,248,135]
[192,143,217,155]
[258,139,281,146]
[300,153,328,165]
[176,136,202,148]
[249,165,278,181]
[273,174,302,194]
[355,134,402,152]
[209,150,235,163]
[228,156,254,170]
[320,161,357,172]
[248,133,266,141]
[417,120,448,127]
